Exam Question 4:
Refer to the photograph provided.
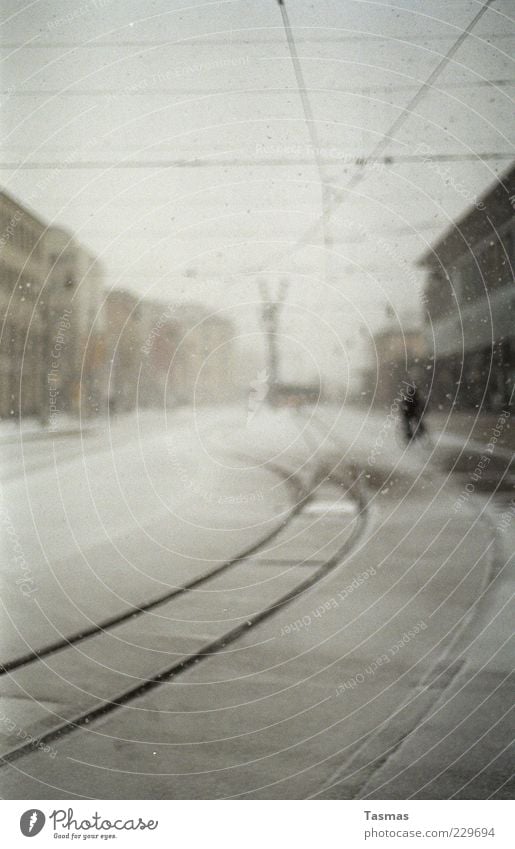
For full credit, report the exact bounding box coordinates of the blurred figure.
[399,381,427,444]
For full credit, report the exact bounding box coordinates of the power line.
[276,1,325,187]
[347,0,499,177]
[3,79,514,97]
[257,0,499,271]
[2,152,511,169]
[1,32,513,47]
[276,0,331,300]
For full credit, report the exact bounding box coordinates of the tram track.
[1,407,311,678]
[0,457,308,678]
[0,445,368,766]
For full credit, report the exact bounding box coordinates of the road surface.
[0,404,512,799]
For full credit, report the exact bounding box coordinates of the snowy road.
[0,407,317,666]
[0,404,512,799]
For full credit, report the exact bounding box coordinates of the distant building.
[138,300,182,408]
[104,298,237,411]
[0,190,49,418]
[0,190,106,423]
[104,289,144,413]
[196,313,236,404]
[45,227,106,421]
[0,191,237,421]
[418,163,515,411]
[171,304,236,405]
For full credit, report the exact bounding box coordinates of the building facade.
[44,226,107,422]
[0,191,48,418]
[1,191,237,422]
[418,164,514,412]
[0,190,106,423]
[104,289,144,413]
[138,300,183,408]
[105,298,237,411]
[171,304,236,405]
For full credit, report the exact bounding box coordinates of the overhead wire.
[259,0,499,271]
[4,79,514,97]
[2,151,511,169]
[275,0,332,301]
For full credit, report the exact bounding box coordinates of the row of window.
[459,228,514,303]
[425,224,514,318]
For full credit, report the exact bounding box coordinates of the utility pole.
[257,277,289,400]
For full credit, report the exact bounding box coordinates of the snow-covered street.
[0,404,512,799]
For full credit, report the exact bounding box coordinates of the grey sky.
[1,0,514,383]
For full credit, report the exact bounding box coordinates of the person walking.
[399,381,427,444]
